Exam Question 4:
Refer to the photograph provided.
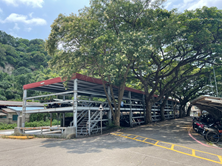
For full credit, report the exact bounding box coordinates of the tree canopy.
[0,30,58,100]
[46,0,222,125]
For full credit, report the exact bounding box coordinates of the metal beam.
[26,91,74,99]
[108,86,112,125]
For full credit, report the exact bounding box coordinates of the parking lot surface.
[0,117,221,166]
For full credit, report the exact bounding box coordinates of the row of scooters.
[193,114,222,144]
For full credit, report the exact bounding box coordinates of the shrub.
[0,120,60,130]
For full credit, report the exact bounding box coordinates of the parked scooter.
[204,120,222,143]
[192,114,215,134]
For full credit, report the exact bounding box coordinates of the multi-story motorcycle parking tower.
[19,73,179,137]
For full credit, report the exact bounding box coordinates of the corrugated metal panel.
[191,95,222,119]
[8,107,44,112]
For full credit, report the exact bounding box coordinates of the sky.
[0,0,222,40]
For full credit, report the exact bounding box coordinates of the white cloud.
[25,27,32,32]
[0,8,3,13]
[1,13,47,25]
[9,31,19,38]
[164,2,172,9]
[29,12,33,18]
[164,0,222,11]
[1,0,44,8]
[13,23,20,31]
[188,0,222,10]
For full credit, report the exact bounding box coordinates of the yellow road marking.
[142,138,148,142]
[219,156,222,163]
[111,132,222,165]
[155,141,159,145]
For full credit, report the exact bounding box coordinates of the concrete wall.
[0,113,30,124]
[62,127,76,138]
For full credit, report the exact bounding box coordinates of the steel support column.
[167,100,169,119]
[73,79,78,135]
[108,86,112,125]
[63,95,65,127]
[50,113,52,127]
[129,91,132,127]
[88,109,91,135]
[22,89,27,127]
[63,113,65,127]
[173,101,176,118]
[142,94,146,121]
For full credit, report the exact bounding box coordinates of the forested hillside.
[0,30,57,100]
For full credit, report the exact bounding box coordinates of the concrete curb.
[5,136,34,139]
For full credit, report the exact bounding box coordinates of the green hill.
[0,30,55,100]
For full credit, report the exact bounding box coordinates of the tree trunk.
[179,105,183,118]
[101,77,126,127]
[179,104,186,118]
[145,100,153,124]
[186,104,192,116]
[115,109,120,126]
[182,106,185,117]
[114,84,126,127]
[160,98,167,121]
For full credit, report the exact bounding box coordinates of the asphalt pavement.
[0,117,221,166]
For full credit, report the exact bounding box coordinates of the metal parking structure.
[20,73,180,137]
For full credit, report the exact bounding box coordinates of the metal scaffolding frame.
[21,73,179,137]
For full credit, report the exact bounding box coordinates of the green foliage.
[29,113,58,122]
[25,119,60,127]
[0,30,60,100]
[0,120,60,130]
[0,122,17,130]
[0,31,50,69]
[46,0,166,126]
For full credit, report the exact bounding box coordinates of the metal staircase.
[87,110,101,134]
[77,110,104,135]
[77,115,89,135]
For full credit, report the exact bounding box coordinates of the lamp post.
[99,104,103,135]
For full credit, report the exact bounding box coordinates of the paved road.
[0,117,221,166]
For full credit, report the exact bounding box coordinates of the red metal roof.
[23,73,146,95]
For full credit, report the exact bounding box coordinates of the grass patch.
[0,119,60,130]
[0,123,17,130]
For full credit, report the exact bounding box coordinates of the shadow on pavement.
[40,117,195,154]
[123,117,194,144]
